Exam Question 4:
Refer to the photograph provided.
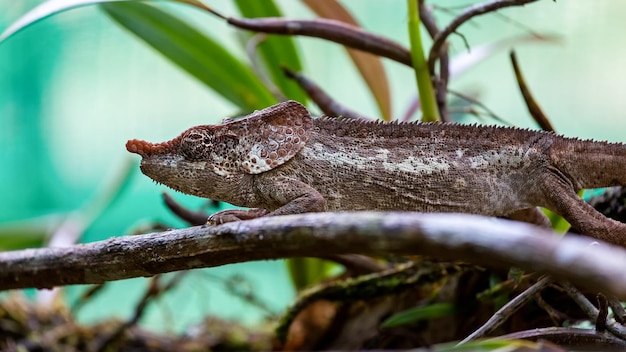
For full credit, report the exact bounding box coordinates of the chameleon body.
[127,101,626,247]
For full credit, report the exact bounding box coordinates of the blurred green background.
[1,0,626,332]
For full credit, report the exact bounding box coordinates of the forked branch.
[427,0,541,74]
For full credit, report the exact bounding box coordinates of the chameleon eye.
[181,131,212,160]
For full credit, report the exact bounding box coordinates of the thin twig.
[458,276,553,344]
[282,67,370,119]
[198,272,278,317]
[223,274,279,317]
[162,192,208,226]
[496,327,626,348]
[561,281,626,340]
[428,0,540,75]
[510,50,555,131]
[534,291,568,326]
[560,280,599,317]
[608,296,626,324]
[401,99,421,122]
[245,33,286,101]
[596,293,609,332]
[447,88,512,124]
[71,284,106,314]
[317,254,386,275]
[94,273,187,351]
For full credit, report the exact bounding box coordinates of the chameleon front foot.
[207,208,270,225]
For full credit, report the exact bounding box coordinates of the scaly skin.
[127,101,626,247]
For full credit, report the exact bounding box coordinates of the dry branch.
[427,0,541,74]
[282,67,369,119]
[510,51,555,131]
[208,13,412,67]
[2,212,626,297]
[459,276,553,343]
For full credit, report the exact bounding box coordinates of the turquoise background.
[2,0,626,332]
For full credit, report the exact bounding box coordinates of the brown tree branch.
[205,12,412,67]
[458,276,553,344]
[427,0,541,75]
[282,67,370,119]
[162,192,208,226]
[2,212,626,297]
[510,50,555,131]
[561,281,626,340]
[496,327,626,348]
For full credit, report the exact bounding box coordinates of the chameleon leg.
[254,177,327,217]
[207,208,270,225]
[541,174,626,248]
[208,179,326,224]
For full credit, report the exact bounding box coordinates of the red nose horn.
[126,135,182,157]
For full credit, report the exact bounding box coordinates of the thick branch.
[217,16,412,67]
[2,212,626,296]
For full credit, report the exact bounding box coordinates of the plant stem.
[407,0,440,122]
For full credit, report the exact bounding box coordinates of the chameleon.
[126,100,626,248]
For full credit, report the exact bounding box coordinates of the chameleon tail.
[551,137,626,190]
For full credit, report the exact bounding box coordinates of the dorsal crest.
[219,100,313,174]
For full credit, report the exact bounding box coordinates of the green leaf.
[0,0,121,43]
[381,303,456,328]
[101,1,276,110]
[0,221,49,251]
[0,0,215,43]
[234,0,307,103]
[1,0,276,108]
[287,258,337,291]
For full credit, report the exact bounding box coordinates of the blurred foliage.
[0,0,559,291]
[381,302,456,328]
[2,0,619,349]
[233,0,308,104]
[102,1,278,110]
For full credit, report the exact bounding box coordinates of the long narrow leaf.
[0,0,214,43]
[101,2,276,110]
[234,0,307,103]
[287,257,336,291]
[0,0,120,43]
[381,303,456,328]
[303,0,392,121]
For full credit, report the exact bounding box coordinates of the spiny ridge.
[313,116,623,145]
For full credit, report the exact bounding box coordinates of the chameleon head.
[126,100,313,200]
[126,126,241,199]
